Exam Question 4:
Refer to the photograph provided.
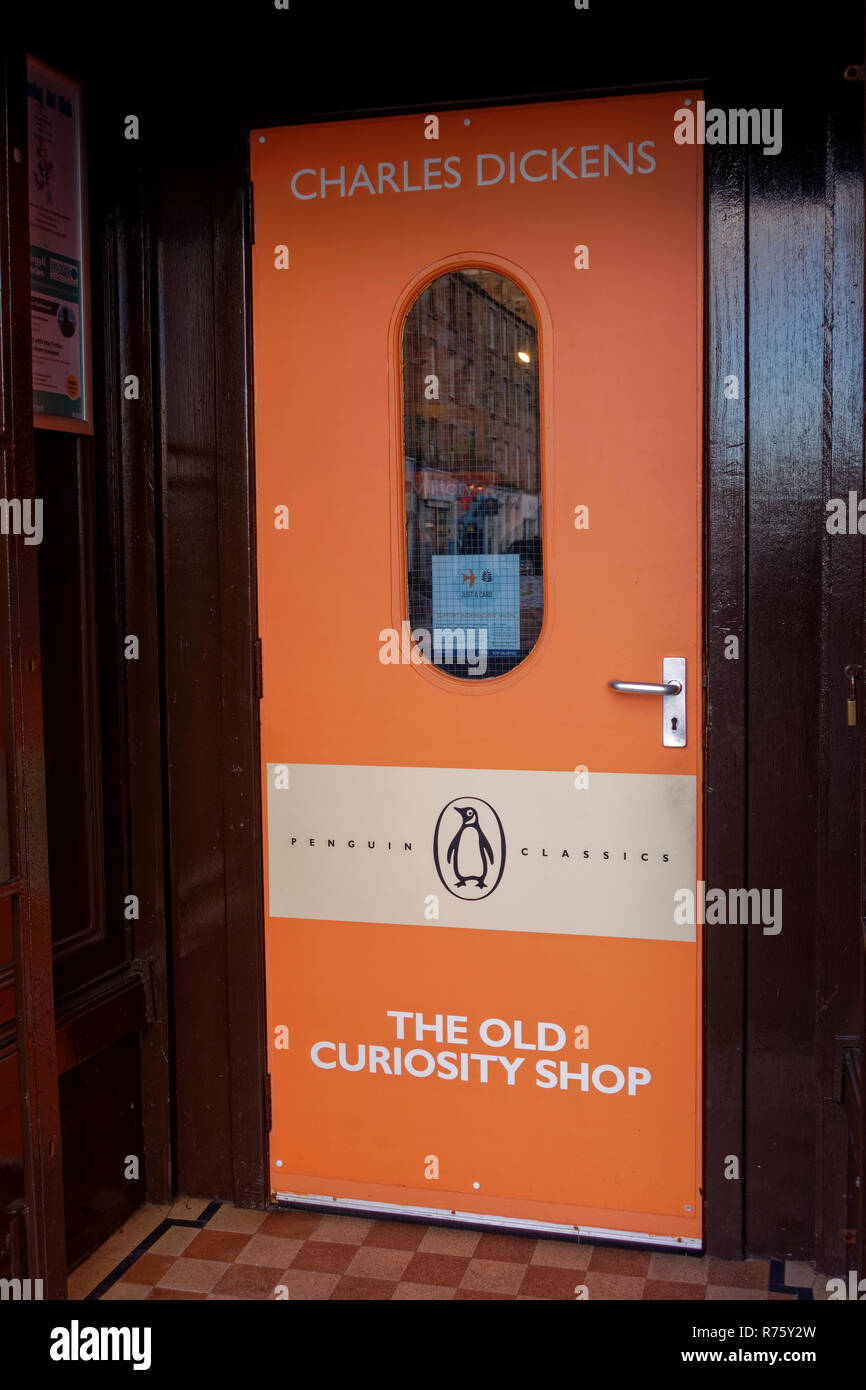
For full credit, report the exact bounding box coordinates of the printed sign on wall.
[27,57,91,433]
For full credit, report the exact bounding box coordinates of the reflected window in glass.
[402,268,543,681]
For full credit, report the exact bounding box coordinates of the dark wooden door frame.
[87,86,173,1209]
[815,76,864,1276]
[703,74,865,1268]
[703,130,748,1261]
[155,116,268,1208]
[212,124,270,1208]
[1,42,66,1298]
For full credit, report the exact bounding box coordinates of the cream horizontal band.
[266,764,697,942]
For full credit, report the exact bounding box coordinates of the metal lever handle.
[609,679,682,695]
[609,658,686,747]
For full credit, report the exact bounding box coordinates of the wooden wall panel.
[157,147,233,1199]
[157,132,266,1204]
[745,91,827,1260]
[87,83,173,1207]
[815,81,864,1275]
[212,126,267,1208]
[703,123,748,1259]
[742,81,864,1262]
[59,1035,144,1268]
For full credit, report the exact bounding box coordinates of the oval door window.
[402,268,543,680]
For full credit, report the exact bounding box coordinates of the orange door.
[251,92,703,1245]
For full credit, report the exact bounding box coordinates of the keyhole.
[671,717,678,731]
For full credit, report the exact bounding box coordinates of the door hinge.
[247,181,255,245]
[264,1072,272,1132]
[254,637,263,700]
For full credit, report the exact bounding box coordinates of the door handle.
[608,658,686,747]
[609,679,681,695]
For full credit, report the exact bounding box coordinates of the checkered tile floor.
[66,1199,821,1301]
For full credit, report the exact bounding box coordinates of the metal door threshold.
[275,1191,702,1250]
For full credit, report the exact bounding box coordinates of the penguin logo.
[433,797,506,901]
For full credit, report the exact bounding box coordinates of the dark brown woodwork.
[0,40,65,1297]
[702,60,864,1268]
[34,432,107,967]
[23,74,148,1269]
[742,80,863,1265]
[814,76,865,1275]
[87,78,172,1207]
[155,122,267,1205]
[157,143,235,1201]
[703,120,748,1260]
[746,96,825,1261]
[212,126,268,1207]
[2,29,174,1276]
[54,964,149,1075]
[59,1033,143,1270]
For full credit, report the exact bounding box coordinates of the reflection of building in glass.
[402,268,543,679]
[403,269,541,569]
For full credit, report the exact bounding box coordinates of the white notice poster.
[27,58,90,431]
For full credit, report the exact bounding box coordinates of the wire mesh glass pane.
[402,269,543,680]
